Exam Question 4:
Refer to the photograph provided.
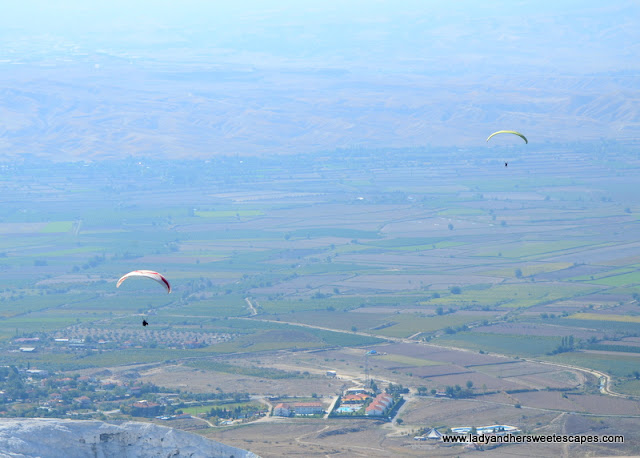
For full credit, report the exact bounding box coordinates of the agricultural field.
[0,150,639,454]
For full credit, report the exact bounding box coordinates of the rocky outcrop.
[0,418,259,458]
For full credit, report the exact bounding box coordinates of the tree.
[466,380,473,389]
[449,286,461,295]
[515,268,523,278]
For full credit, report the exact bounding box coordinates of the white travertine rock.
[0,418,259,458]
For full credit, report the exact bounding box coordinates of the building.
[345,387,370,395]
[273,403,291,417]
[376,393,393,408]
[292,402,323,415]
[427,428,443,440]
[365,402,385,416]
[342,393,370,404]
[273,402,324,416]
[326,370,337,377]
[131,400,161,417]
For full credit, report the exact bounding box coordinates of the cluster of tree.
[416,386,437,396]
[444,381,474,399]
[385,383,409,395]
[208,404,262,420]
[548,335,576,355]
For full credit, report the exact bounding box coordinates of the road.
[242,316,635,403]
[244,297,258,316]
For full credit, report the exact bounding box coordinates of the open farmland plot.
[337,272,502,293]
[510,391,582,412]
[431,370,526,391]
[279,311,391,333]
[542,241,640,266]
[425,282,600,309]
[371,313,484,338]
[550,317,640,337]
[434,332,562,357]
[471,360,568,379]
[380,342,508,364]
[405,364,472,378]
[502,371,582,390]
[546,352,640,382]
[375,354,442,367]
[471,322,604,340]
[139,363,345,397]
[474,240,610,260]
[483,262,574,279]
[400,397,545,432]
[569,313,640,323]
[568,393,640,415]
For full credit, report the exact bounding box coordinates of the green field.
[568,313,640,323]
[0,152,638,389]
[434,332,562,357]
[373,314,483,338]
[424,283,598,309]
[195,210,265,218]
[546,352,640,381]
[41,221,74,233]
[475,241,609,259]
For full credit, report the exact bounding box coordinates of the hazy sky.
[2,1,638,75]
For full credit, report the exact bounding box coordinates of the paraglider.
[486,130,528,144]
[117,270,171,326]
[116,270,171,293]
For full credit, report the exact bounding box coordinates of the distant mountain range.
[1,61,638,161]
[0,1,638,160]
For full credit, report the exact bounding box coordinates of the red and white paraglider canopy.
[116,270,171,294]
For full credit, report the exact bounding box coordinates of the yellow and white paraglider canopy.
[486,130,528,144]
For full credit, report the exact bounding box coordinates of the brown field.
[503,372,581,390]
[472,361,558,378]
[138,363,345,398]
[567,393,640,416]
[381,343,513,366]
[404,365,472,378]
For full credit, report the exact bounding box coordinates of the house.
[273,402,324,416]
[326,370,337,377]
[273,403,291,417]
[375,393,393,408]
[131,400,161,417]
[427,428,443,440]
[345,387,370,395]
[74,396,92,407]
[342,393,370,404]
[291,402,323,415]
[365,402,385,416]
[19,347,36,353]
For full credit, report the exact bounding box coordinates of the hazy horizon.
[1,1,639,159]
